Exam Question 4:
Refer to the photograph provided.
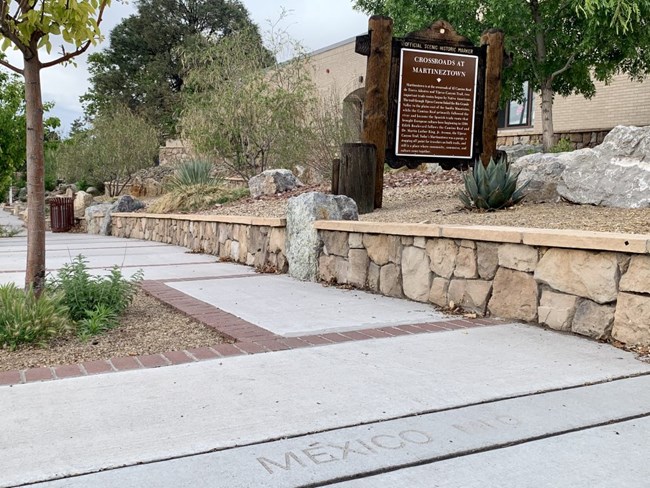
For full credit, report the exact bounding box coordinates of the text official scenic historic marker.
[396,48,479,159]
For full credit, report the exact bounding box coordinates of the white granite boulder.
[249,169,302,198]
[286,192,358,281]
[73,191,94,219]
[514,126,650,207]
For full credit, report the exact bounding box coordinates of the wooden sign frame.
[385,28,486,170]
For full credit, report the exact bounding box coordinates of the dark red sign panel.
[396,49,479,159]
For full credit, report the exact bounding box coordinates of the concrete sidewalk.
[1,230,649,487]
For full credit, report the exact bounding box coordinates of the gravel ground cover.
[0,289,227,372]
[204,170,650,235]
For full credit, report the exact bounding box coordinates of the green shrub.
[549,137,574,153]
[0,284,71,350]
[48,255,142,338]
[169,160,219,188]
[459,157,530,211]
[0,225,21,238]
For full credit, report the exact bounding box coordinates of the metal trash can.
[50,196,75,233]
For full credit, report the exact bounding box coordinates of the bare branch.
[551,53,576,81]
[0,56,23,74]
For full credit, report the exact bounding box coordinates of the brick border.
[0,281,502,387]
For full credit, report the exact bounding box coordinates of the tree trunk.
[24,55,47,294]
[540,80,554,151]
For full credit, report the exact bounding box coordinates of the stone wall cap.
[314,221,650,254]
[111,213,286,227]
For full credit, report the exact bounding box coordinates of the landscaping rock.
[17,187,27,202]
[86,186,100,196]
[111,195,145,213]
[363,234,402,266]
[401,246,432,302]
[513,126,650,208]
[454,246,478,278]
[534,249,620,304]
[512,152,568,202]
[538,290,578,332]
[379,263,403,298]
[499,143,542,163]
[488,268,539,322]
[287,192,357,281]
[498,244,539,272]
[558,125,650,208]
[571,299,615,340]
[619,255,650,294]
[249,169,302,198]
[429,277,449,307]
[348,249,369,288]
[73,191,94,219]
[426,239,458,278]
[612,292,650,345]
[477,242,499,280]
[85,203,113,235]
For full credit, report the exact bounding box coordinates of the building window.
[498,81,534,128]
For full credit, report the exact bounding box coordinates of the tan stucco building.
[308,37,650,149]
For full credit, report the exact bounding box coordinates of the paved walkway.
[1,223,649,487]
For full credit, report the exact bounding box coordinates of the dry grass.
[148,184,249,214]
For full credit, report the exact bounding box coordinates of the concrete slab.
[168,274,450,336]
[2,325,649,487]
[33,375,650,487]
[331,417,650,487]
[0,208,25,235]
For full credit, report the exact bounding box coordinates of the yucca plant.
[459,156,530,210]
[168,160,220,189]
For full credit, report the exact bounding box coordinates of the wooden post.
[339,143,376,215]
[480,29,505,167]
[361,16,393,209]
[331,158,341,195]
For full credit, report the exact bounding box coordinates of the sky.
[2,0,369,134]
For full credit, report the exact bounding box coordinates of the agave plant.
[458,156,530,210]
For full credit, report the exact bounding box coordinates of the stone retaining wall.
[111,213,287,272]
[314,222,650,346]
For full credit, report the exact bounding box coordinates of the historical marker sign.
[386,37,486,169]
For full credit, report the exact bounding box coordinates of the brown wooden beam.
[361,16,393,209]
[480,29,505,167]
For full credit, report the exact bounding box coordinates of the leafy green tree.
[83,0,262,139]
[0,0,108,293]
[0,71,25,197]
[54,105,159,196]
[180,28,315,180]
[353,0,650,151]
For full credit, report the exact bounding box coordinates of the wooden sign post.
[356,19,503,208]
[358,16,393,209]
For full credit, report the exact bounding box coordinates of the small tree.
[180,28,315,181]
[0,71,25,197]
[55,106,159,196]
[0,0,110,293]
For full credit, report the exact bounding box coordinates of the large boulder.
[514,126,650,208]
[557,125,650,208]
[512,152,569,203]
[85,203,113,235]
[499,143,543,163]
[249,169,302,198]
[73,191,94,219]
[286,192,358,281]
[84,196,144,236]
